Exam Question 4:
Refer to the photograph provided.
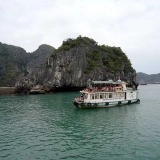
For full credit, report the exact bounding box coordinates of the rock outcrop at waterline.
[0,87,16,95]
[15,36,138,93]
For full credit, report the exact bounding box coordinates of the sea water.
[0,84,160,160]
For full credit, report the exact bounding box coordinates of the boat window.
[85,94,88,99]
[109,93,112,98]
[100,93,104,99]
[117,94,120,98]
[90,94,94,100]
[105,93,108,99]
[95,94,99,99]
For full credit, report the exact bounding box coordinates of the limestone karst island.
[0,36,138,95]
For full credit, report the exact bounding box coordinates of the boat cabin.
[79,80,137,103]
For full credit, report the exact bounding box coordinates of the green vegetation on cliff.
[0,43,54,87]
[99,45,133,73]
[51,36,134,74]
[0,43,28,86]
[51,36,97,57]
[84,49,101,73]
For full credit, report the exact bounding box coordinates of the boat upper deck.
[80,86,125,93]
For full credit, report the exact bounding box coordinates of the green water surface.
[0,85,160,160]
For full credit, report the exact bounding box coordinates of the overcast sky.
[0,0,160,74]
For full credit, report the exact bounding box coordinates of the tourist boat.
[72,79,140,108]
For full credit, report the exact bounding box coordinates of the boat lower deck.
[73,99,140,109]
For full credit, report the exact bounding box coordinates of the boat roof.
[92,80,127,85]
[92,80,117,84]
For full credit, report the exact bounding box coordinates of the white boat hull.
[73,99,140,109]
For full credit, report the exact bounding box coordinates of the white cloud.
[0,0,160,74]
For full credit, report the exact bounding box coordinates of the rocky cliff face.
[0,42,54,87]
[15,37,138,93]
[27,44,55,73]
[0,42,29,86]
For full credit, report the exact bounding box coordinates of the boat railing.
[81,86,124,93]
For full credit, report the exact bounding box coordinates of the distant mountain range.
[137,72,160,84]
